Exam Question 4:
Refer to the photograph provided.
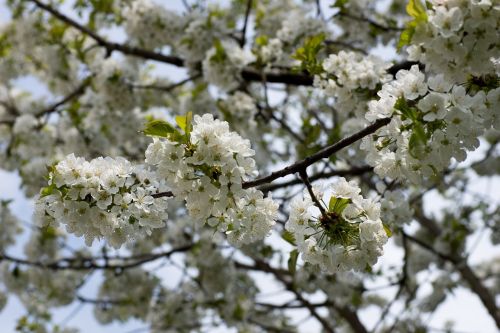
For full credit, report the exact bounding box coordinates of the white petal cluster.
[363,63,498,183]
[176,11,227,65]
[123,0,183,49]
[285,178,388,274]
[94,269,159,323]
[0,201,22,251]
[366,65,427,122]
[1,227,87,313]
[35,154,169,248]
[314,51,391,117]
[145,114,277,246]
[408,0,499,82]
[218,92,258,135]
[318,51,391,93]
[202,41,255,91]
[276,10,326,45]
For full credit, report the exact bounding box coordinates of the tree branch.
[243,118,390,189]
[35,79,91,117]
[239,0,253,47]
[404,232,500,328]
[260,165,373,192]
[29,0,415,88]
[0,244,191,271]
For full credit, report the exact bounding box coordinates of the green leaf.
[383,223,393,237]
[408,123,427,158]
[143,119,176,138]
[328,196,351,214]
[288,249,299,275]
[175,111,193,136]
[255,35,268,46]
[394,97,418,121]
[292,33,325,75]
[232,303,245,320]
[40,183,57,198]
[332,0,349,9]
[210,39,227,63]
[397,0,428,50]
[406,0,427,20]
[282,230,296,245]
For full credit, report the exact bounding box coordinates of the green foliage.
[397,0,428,50]
[383,223,393,237]
[254,35,268,47]
[394,97,427,157]
[328,196,351,214]
[232,302,245,320]
[282,230,296,246]
[210,40,227,63]
[74,0,119,28]
[466,74,500,94]
[287,249,299,275]
[40,183,57,198]
[143,112,193,145]
[175,111,193,136]
[292,33,326,75]
[297,116,322,159]
[143,119,177,138]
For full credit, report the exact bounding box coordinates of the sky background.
[0,1,499,332]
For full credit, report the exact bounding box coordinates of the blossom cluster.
[315,51,391,94]
[408,0,499,82]
[217,91,258,135]
[314,51,392,119]
[363,64,498,183]
[145,114,277,246]
[1,227,87,317]
[35,154,169,248]
[285,178,388,273]
[94,269,159,323]
[123,0,183,49]
[0,201,22,251]
[202,41,255,91]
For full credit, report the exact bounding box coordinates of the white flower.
[430,6,464,38]
[396,65,427,100]
[36,155,169,248]
[285,178,388,273]
[418,92,448,121]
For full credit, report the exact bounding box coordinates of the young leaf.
[288,249,299,275]
[40,183,57,198]
[292,33,326,75]
[175,111,193,135]
[329,196,351,214]
[406,0,427,20]
[143,119,176,138]
[397,0,428,50]
[282,230,297,246]
[383,223,393,237]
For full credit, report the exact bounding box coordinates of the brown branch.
[336,12,403,32]
[35,79,90,117]
[243,118,390,189]
[152,191,174,199]
[29,0,184,67]
[239,0,253,47]
[237,259,370,333]
[404,232,500,328]
[260,165,373,192]
[0,244,191,271]
[299,169,326,215]
[129,74,200,92]
[29,0,418,87]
